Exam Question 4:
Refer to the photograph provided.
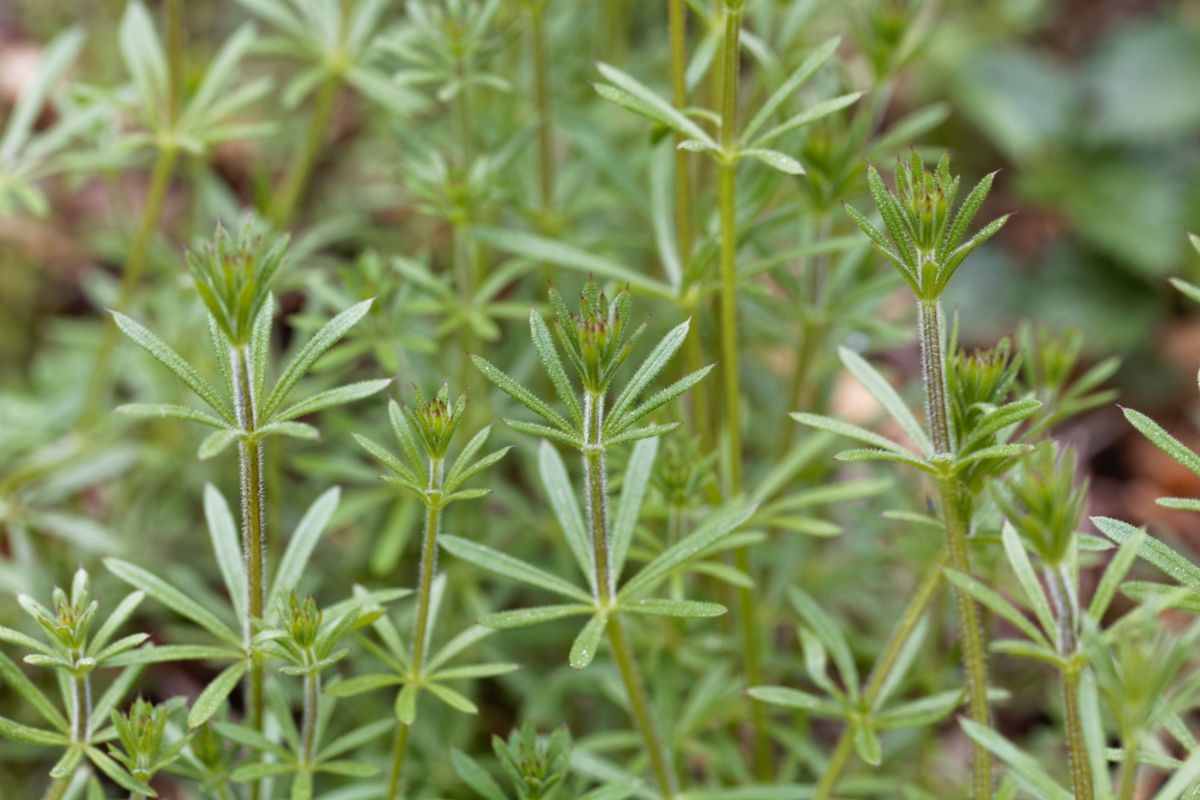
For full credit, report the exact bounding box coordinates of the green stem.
[233,346,267,800]
[607,613,679,798]
[1061,665,1092,800]
[530,0,553,214]
[939,475,991,798]
[387,724,411,800]
[70,672,91,743]
[813,549,948,799]
[300,670,320,766]
[42,778,70,800]
[668,0,693,268]
[1116,734,1139,800]
[716,2,770,777]
[386,459,443,797]
[80,144,178,424]
[917,301,954,456]
[271,75,339,228]
[583,391,614,603]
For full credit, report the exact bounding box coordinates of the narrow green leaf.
[1092,516,1200,589]
[569,613,608,669]
[115,403,228,428]
[1000,523,1058,642]
[791,412,915,456]
[839,346,932,456]
[742,35,842,142]
[853,722,882,767]
[440,536,593,603]
[537,440,595,588]
[426,682,478,714]
[261,299,373,420]
[752,92,865,147]
[1124,407,1200,478]
[104,558,240,646]
[451,749,507,800]
[740,148,805,175]
[0,716,68,745]
[472,355,573,434]
[0,651,67,731]
[188,661,248,728]
[746,686,839,717]
[594,63,716,148]
[269,487,340,609]
[944,567,1048,648]
[1088,527,1145,622]
[477,604,594,629]
[325,673,404,698]
[621,599,726,618]
[960,720,1072,800]
[270,379,391,423]
[620,503,755,599]
[112,312,234,425]
[395,683,418,725]
[611,438,657,577]
[204,483,246,619]
[529,308,582,427]
[608,320,691,427]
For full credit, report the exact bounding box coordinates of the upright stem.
[607,614,679,798]
[917,301,953,456]
[1061,665,1092,800]
[300,670,321,766]
[80,144,178,424]
[233,346,266,800]
[716,3,770,777]
[1116,734,1139,800]
[582,389,676,796]
[813,550,948,799]
[583,391,614,603]
[42,778,70,800]
[70,672,91,743]
[271,75,340,228]
[530,0,553,214]
[386,458,443,798]
[668,0,693,268]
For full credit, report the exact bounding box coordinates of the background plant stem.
[1117,735,1139,800]
[271,76,339,229]
[300,670,320,766]
[715,3,771,777]
[70,672,90,743]
[80,144,178,424]
[813,549,947,799]
[530,0,553,215]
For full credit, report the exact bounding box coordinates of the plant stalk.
[917,301,953,456]
[1061,665,1092,800]
[813,549,948,799]
[80,144,178,424]
[232,345,267,800]
[300,670,321,766]
[607,613,679,798]
[385,458,444,797]
[70,672,91,743]
[530,0,553,214]
[42,779,70,800]
[668,0,692,268]
[715,2,770,777]
[271,75,339,228]
[1116,734,1139,800]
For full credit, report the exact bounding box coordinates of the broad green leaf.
[440,536,592,603]
[1092,516,1200,589]
[188,661,248,728]
[569,613,608,669]
[204,484,246,619]
[620,502,755,599]
[113,312,235,425]
[838,346,932,456]
[621,599,726,618]
[611,438,657,579]
[960,719,1071,800]
[537,440,595,589]
[261,299,373,420]
[477,604,594,629]
[269,487,340,609]
[104,558,240,647]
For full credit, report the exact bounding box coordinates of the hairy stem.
[607,613,679,798]
[940,475,991,798]
[233,346,266,800]
[385,459,444,797]
[70,672,91,743]
[668,0,693,268]
[583,391,614,602]
[813,549,948,799]
[917,301,954,455]
[80,144,178,424]
[1061,665,1092,800]
[300,670,321,766]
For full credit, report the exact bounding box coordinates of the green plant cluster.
[3,2,1200,800]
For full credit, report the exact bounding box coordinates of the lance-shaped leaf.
[268,487,340,609]
[188,661,249,728]
[538,441,595,588]
[440,536,593,603]
[1092,516,1200,590]
[619,502,755,599]
[569,613,608,669]
[610,437,657,577]
[104,559,240,647]
[838,346,932,456]
[594,63,716,150]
